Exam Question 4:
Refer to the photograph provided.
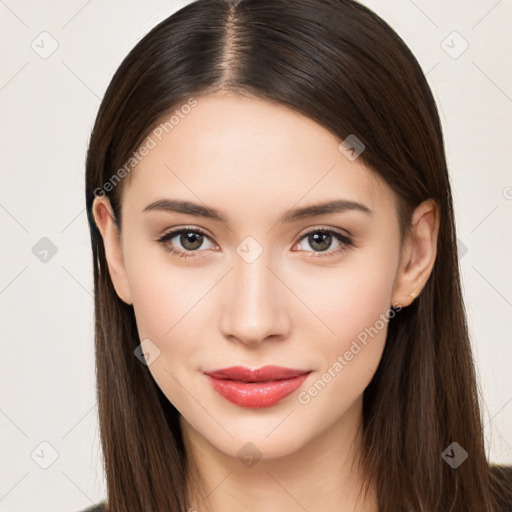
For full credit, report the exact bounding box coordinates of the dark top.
[77,465,512,511]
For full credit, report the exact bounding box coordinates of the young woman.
[83,0,512,510]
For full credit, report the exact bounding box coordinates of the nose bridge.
[219,243,290,345]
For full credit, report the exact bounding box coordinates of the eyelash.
[155,227,354,260]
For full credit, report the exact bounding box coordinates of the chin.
[212,428,311,462]
[182,404,319,462]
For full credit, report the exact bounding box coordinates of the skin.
[92,92,440,512]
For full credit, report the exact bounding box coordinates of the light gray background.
[1,1,511,510]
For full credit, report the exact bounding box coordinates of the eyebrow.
[143,198,373,223]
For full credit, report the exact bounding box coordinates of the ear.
[391,199,440,308]
[92,196,133,305]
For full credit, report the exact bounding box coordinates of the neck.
[181,396,378,512]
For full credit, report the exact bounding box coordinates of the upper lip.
[204,365,311,383]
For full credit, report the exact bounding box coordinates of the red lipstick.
[204,366,311,408]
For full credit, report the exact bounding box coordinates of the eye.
[156,228,215,259]
[294,228,354,257]
[156,227,354,260]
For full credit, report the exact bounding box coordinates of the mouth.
[203,366,312,408]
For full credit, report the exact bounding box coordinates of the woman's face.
[95,92,413,460]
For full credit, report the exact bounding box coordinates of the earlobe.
[391,199,440,308]
[92,196,133,305]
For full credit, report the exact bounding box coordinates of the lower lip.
[206,373,310,408]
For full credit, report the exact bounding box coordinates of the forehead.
[122,93,395,220]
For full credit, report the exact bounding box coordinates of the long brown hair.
[85,0,512,510]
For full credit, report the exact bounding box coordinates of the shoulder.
[75,503,107,512]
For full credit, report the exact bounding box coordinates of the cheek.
[295,290,392,419]
[125,254,209,416]
[296,243,398,394]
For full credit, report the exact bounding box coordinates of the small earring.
[408,290,418,300]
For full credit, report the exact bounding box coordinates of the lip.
[204,366,312,408]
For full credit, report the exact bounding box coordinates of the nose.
[219,252,292,348]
